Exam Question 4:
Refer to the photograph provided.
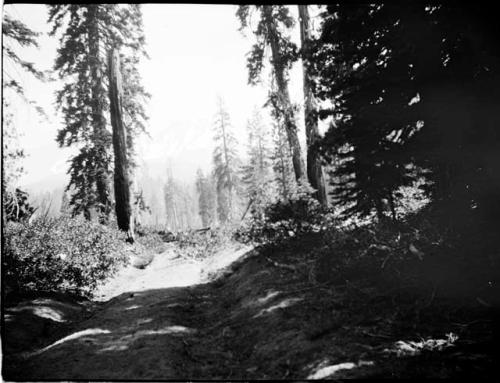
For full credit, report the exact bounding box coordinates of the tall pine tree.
[298,5,328,208]
[266,86,297,201]
[313,4,500,228]
[241,108,273,217]
[2,10,45,225]
[195,168,216,228]
[48,4,148,221]
[313,4,420,220]
[237,5,305,182]
[212,97,240,224]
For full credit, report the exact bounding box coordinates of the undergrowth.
[3,215,130,299]
[174,226,233,261]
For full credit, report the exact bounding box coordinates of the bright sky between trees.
[4,4,313,192]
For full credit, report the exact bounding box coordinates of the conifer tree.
[212,97,240,223]
[313,4,419,219]
[2,11,45,227]
[298,5,327,208]
[241,108,273,216]
[237,5,305,182]
[271,121,296,201]
[163,168,179,232]
[196,169,216,228]
[2,12,45,101]
[2,11,42,187]
[48,4,148,221]
[313,4,500,225]
[266,88,296,200]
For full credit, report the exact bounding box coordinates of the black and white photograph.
[1,2,498,380]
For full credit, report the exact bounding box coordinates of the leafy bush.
[236,184,335,244]
[3,188,35,222]
[3,215,129,298]
[174,227,231,261]
[135,225,169,254]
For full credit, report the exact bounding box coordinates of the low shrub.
[3,215,129,298]
[129,242,155,269]
[174,227,231,261]
[235,185,335,244]
[135,225,169,254]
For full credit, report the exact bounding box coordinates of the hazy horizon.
[4,4,312,194]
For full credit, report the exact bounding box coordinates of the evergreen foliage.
[212,97,240,224]
[241,108,274,217]
[267,88,297,200]
[2,13,45,99]
[237,5,305,182]
[163,169,199,231]
[313,5,500,226]
[195,169,217,228]
[48,4,149,220]
[312,4,418,220]
[2,11,45,229]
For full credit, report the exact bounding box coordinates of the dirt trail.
[94,244,205,301]
[3,244,254,380]
[3,239,495,380]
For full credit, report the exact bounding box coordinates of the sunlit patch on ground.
[125,305,141,310]
[8,305,66,322]
[139,325,195,335]
[242,290,281,309]
[4,238,494,380]
[253,297,303,318]
[135,318,153,325]
[96,325,196,353]
[384,333,459,357]
[201,244,255,281]
[28,328,111,357]
[256,290,281,305]
[307,360,375,379]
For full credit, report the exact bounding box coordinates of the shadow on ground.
[2,237,497,380]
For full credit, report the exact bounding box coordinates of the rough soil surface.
[2,238,496,380]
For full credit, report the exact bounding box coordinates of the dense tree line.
[311,4,500,232]
[5,4,498,242]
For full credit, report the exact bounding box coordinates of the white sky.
[3,4,310,192]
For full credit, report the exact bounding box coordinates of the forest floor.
[2,235,497,380]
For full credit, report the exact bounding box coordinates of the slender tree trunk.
[298,5,328,208]
[388,192,397,222]
[172,197,179,231]
[277,125,289,199]
[88,5,111,221]
[375,199,385,222]
[108,48,134,243]
[263,6,305,182]
[218,100,233,221]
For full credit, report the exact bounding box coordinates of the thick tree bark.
[108,49,134,243]
[88,5,111,221]
[298,5,328,208]
[263,6,305,182]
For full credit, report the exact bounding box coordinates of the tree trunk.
[88,5,111,222]
[108,48,134,243]
[298,5,328,208]
[388,192,397,222]
[263,6,305,182]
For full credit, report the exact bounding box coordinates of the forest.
[2,4,499,380]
